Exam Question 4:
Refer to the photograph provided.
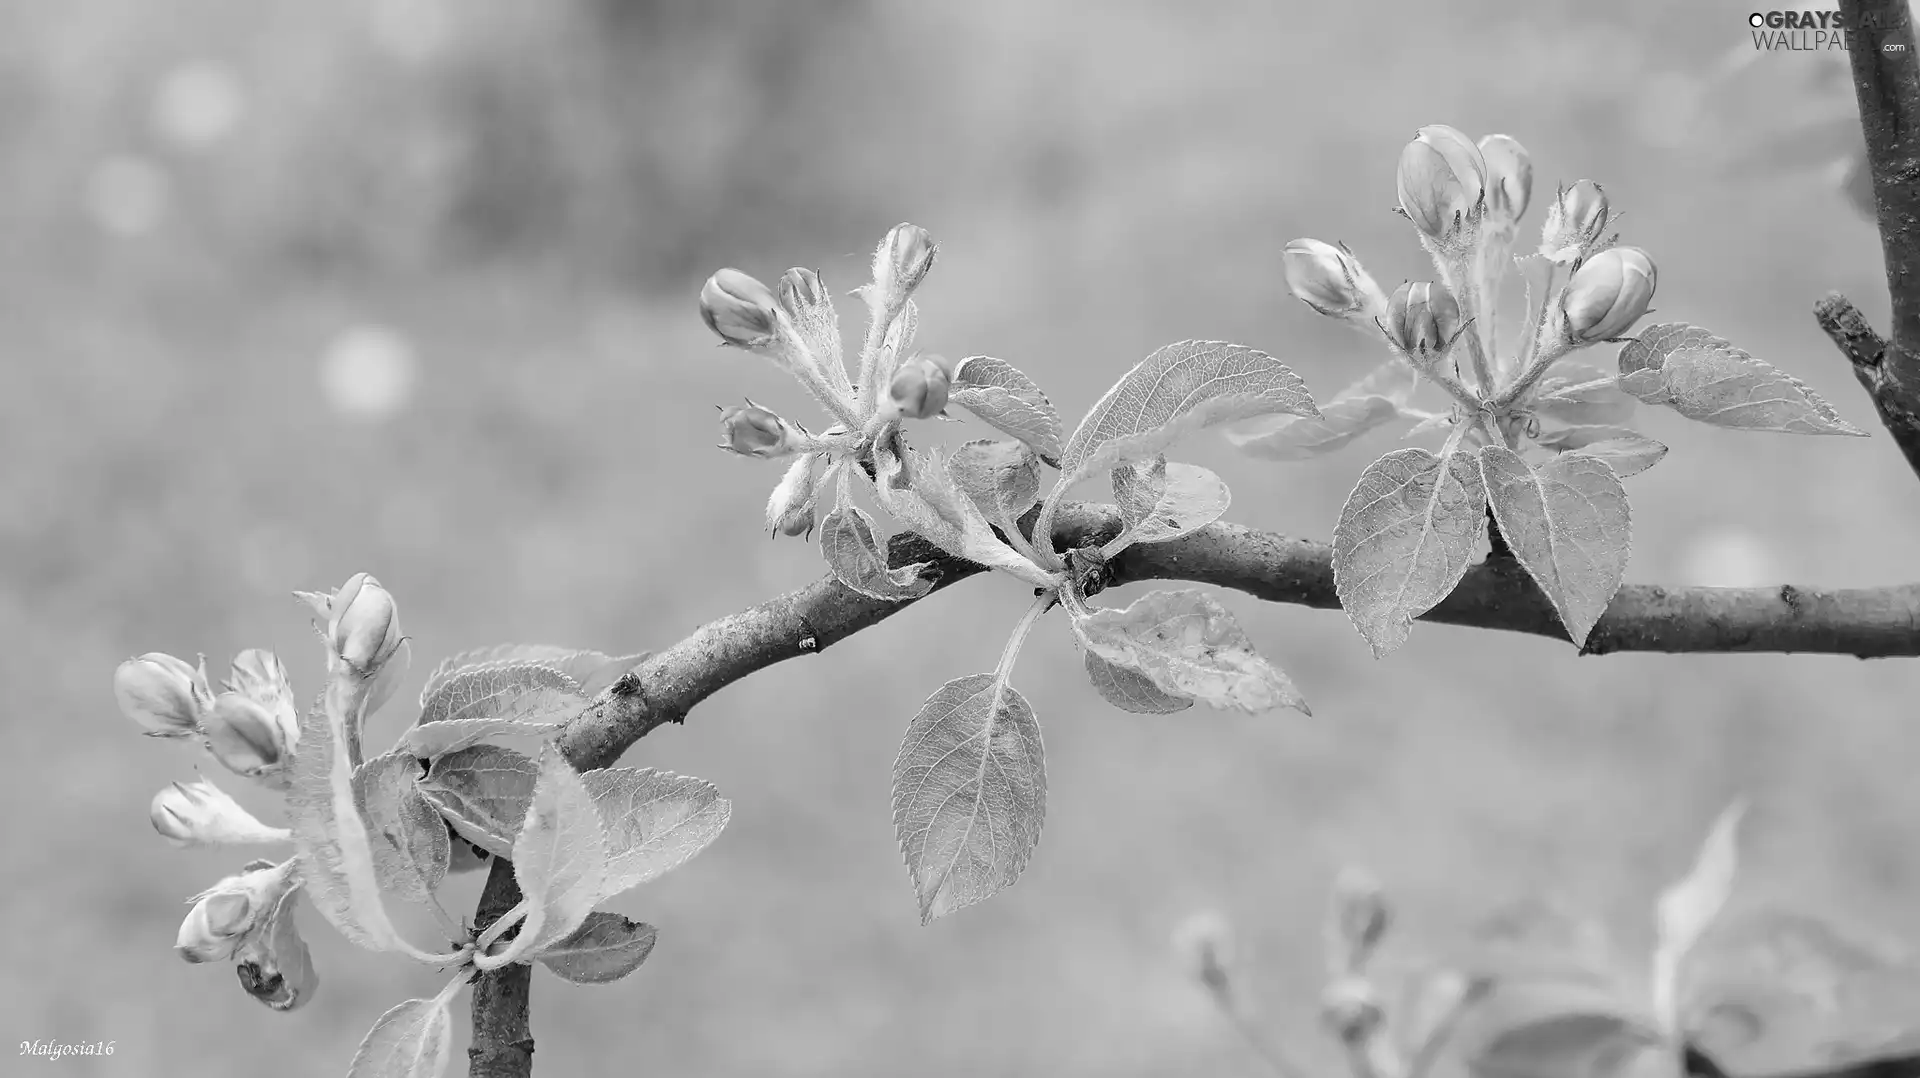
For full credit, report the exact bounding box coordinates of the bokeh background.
[7,0,1920,1075]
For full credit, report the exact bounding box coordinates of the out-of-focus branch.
[469,502,1920,1075]
[1823,1,1920,481]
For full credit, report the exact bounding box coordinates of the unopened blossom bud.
[233,887,319,1012]
[699,268,781,348]
[1477,134,1532,229]
[776,267,830,320]
[327,573,404,673]
[719,403,806,459]
[1385,281,1463,358]
[1562,246,1656,343]
[114,652,214,737]
[1171,910,1235,998]
[1396,125,1488,242]
[884,353,954,421]
[205,692,297,785]
[1283,239,1390,322]
[874,223,936,305]
[1328,867,1391,975]
[766,452,821,538]
[1538,180,1611,263]
[1320,975,1386,1046]
[151,777,292,848]
[177,861,294,964]
[225,650,298,752]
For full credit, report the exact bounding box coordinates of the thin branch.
[1825,0,1920,481]
[470,503,1920,1074]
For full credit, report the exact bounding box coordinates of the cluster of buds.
[112,571,418,1012]
[696,222,955,538]
[1283,124,1657,415]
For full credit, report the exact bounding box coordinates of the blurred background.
[6,0,1920,1074]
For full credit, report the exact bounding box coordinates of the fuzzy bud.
[777,267,830,320]
[176,861,295,965]
[327,573,404,673]
[1562,246,1656,343]
[719,403,806,459]
[233,885,320,1012]
[885,353,954,421]
[1320,975,1386,1046]
[766,452,822,538]
[114,652,214,738]
[1396,125,1487,242]
[204,692,297,786]
[700,268,781,348]
[1327,867,1392,975]
[1385,281,1463,358]
[874,223,936,306]
[1477,134,1532,230]
[1283,239,1390,324]
[1538,180,1611,263]
[150,777,291,848]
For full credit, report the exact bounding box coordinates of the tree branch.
[1824,0,1920,480]
[467,859,534,1078]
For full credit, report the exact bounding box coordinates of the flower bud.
[1328,867,1391,975]
[1283,239,1390,322]
[1477,134,1532,228]
[1562,246,1656,343]
[327,573,404,673]
[884,353,953,421]
[233,886,319,1011]
[766,452,821,538]
[1538,180,1611,263]
[225,650,298,754]
[114,652,213,737]
[1396,125,1487,242]
[1320,975,1386,1046]
[151,777,292,848]
[1171,910,1235,998]
[205,691,296,785]
[719,403,806,459]
[176,861,294,964]
[1385,281,1463,358]
[874,223,936,305]
[699,268,781,348]
[776,267,829,320]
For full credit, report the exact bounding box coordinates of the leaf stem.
[475,899,530,956]
[995,592,1056,682]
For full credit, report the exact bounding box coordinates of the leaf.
[421,645,631,705]
[1082,651,1191,714]
[947,438,1042,531]
[1075,589,1307,714]
[871,442,1054,587]
[1228,394,1402,460]
[581,767,731,897]
[1531,375,1639,428]
[1653,801,1746,1035]
[1332,447,1489,657]
[1617,323,1867,436]
[417,662,582,726]
[1460,987,1663,1078]
[536,912,659,985]
[1052,341,1318,493]
[346,995,453,1078]
[1099,461,1230,557]
[1111,456,1167,527]
[288,684,409,954]
[950,355,1066,466]
[233,884,320,1012]
[1534,426,1669,478]
[415,745,539,858]
[492,745,609,964]
[355,753,451,906]
[1478,446,1632,648]
[892,672,1046,924]
[819,505,936,601]
[399,717,564,761]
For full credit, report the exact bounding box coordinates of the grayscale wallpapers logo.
[1749,9,1909,50]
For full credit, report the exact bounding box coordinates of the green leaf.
[1459,984,1663,1078]
[354,753,451,907]
[1653,801,1746,1035]
[1100,461,1230,557]
[1332,447,1488,657]
[1074,588,1307,714]
[1082,651,1191,714]
[399,717,565,761]
[1533,426,1668,478]
[415,745,538,858]
[1618,323,1867,436]
[346,994,454,1078]
[288,684,409,954]
[1478,446,1631,648]
[892,672,1046,924]
[1052,340,1318,492]
[581,767,731,898]
[536,912,659,985]
[233,885,320,1012]
[950,355,1065,466]
[872,442,1055,587]
[947,438,1042,532]
[494,746,609,964]
[819,505,936,601]
[417,662,582,727]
